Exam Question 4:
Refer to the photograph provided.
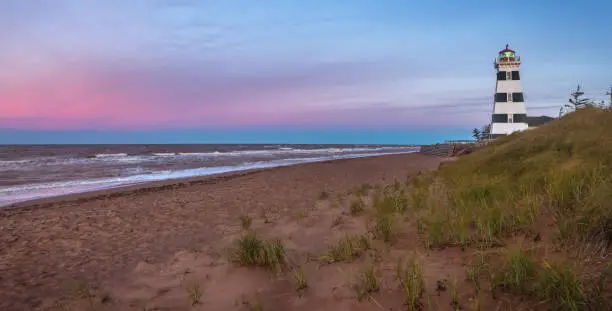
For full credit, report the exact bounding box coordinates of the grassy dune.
[405,108,612,309]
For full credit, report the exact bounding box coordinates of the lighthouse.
[490,44,528,137]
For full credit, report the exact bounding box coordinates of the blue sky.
[0,0,610,144]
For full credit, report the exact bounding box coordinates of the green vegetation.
[396,256,425,310]
[188,283,202,306]
[353,264,380,301]
[413,108,612,249]
[494,249,537,294]
[406,108,612,308]
[374,213,398,244]
[326,234,370,263]
[229,231,286,270]
[372,184,409,215]
[450,277,459,310]
[293,266,308,291]
[537,262,586,311]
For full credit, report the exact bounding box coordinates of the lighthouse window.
[495,93,508,102]
[492,114,508,123]
[512,92,524,102]
[497,72,507,80]
[513,114,527,123]
[511,71,520,80]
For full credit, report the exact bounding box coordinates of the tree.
[480,124,491,140]
[606,86,612,108]
[561,84,595,117]
[472,128,481,141]
[566,84,591,110]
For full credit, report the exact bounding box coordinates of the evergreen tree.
[566,84,591,110]
[472,128,481,141]
[480,124,491,140]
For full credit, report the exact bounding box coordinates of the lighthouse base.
[490,122,528,136]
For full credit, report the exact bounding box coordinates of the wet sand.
[1,153,445,311]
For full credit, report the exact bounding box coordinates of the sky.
[1,0,611,144]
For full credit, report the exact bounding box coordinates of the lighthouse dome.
[499,44,516,58]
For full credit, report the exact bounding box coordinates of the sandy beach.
[1,153,445,311]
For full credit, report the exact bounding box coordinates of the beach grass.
[229,231,286,270]
[326,234,370,263]
[396,255,424,310]
[353,263,380,301]
[404,108,612,307]
[187,283,202,306]
[293,266,308,292]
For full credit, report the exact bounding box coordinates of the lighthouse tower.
[490,44,528,137]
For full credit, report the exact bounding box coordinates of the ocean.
[0,144,419,207]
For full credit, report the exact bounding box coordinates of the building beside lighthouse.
[490,44,528,137]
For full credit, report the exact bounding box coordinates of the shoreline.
[1,151,418,210]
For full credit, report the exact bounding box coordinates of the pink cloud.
[0,58,483,130]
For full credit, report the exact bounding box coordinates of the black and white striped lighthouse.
[490,44,528,137]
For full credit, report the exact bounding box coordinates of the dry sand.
[0,153,475,311]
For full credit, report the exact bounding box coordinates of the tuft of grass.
[450,277,460,310]
[349,198,365,215]
[240,215,252,230]
[188,283,202,306]
[293,266,308,292]
[318,191,330,200]
[353,264,380,301]
[396,256,425,310]
[326,234,370,263]
[537,261,585,311]
[373,187,409,215]
[466,250,488,291]
[296,209,305,218]
[374,213,398,244]
[229,231,286,270]
[495,249,536,294]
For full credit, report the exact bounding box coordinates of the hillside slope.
[410,108,612,310]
